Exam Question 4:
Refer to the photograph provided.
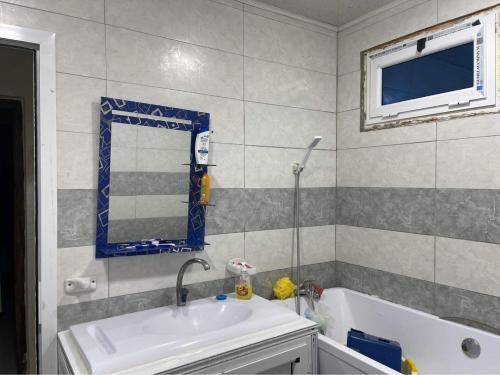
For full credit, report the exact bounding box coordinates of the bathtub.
[274,288,500,374]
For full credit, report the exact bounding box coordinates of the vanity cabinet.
[173,331,317,375]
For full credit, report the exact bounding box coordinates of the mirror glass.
[107,123,191,243]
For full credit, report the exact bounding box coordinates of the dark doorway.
[0,45,37,374]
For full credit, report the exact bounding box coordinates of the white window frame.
[364,13,496,128]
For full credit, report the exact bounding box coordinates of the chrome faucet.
[299,280,322,311]
[176,258,210,306]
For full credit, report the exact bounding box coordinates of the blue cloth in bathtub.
[347,329,402,371]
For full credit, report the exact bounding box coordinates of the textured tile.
[57,132,98,189]
[0,3,106,78]
[337,71,360,112]
[245,188,335,232]
[58,189,96,248]
[56,73,105,134]
[111,123,137,148]
[437,113,500,140]
[336,187,435,235]
[244,228,293,272]
[57,298,109,331]
[337,142,435,188]
[335,262,435,314]
[336,225,434,282]
[437,137,500,189]
[436,189,500,244]
[136,148,189,173]
[208,143,244,188]
[107,217,188,243]
[57,246,108,306]
[300,226,336,265]
[135,195,188,219]
[106,0,243,54]
[437,0,499,22]
[245,147,336,189]
[205,189,246,235]
[244,57,336,112]
[244,12,336,74]
[337,1,437,75]
[136,126,190,151]
[106,26,243,99]
[245,102,336,150]
[4,0,104,22]
[436,237,500,297]
[107,81,244,145]
[108,196,135,220]
[434,284,500,331]
[337,109,436,150]
[110,172,190,196]
[107,288,176,317]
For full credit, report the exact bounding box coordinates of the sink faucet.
[176,258,210,306]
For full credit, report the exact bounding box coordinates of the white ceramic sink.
[70,294,302,374]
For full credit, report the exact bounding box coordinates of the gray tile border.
[336,187,435,235]
[336,261,500,330]
[57,262,335,330]
[110,172,190,196]
[206,189,246,235]
[436,189,500,244]
[58,189,96,248]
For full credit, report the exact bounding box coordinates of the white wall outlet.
[65,277,97,294]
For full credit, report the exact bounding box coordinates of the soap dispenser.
[235,269,253,300]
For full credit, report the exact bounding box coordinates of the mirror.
[96,97,210,258]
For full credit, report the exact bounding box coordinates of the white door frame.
[0,23,57,373]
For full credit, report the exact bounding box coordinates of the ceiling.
[256,0,396,27]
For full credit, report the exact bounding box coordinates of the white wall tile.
[245,102,336,150]
[57,131,98,189]
[136,149,190,173]
[108,251,196,296]
[436,237,500,297]
[0,3,106,78]
[208,143,244,188]
[108,196,136,220]
[56,73,105,134]
[245,226,335,273]
[106,0,243,54]
[106,26,243,99]
[437,113,500,140]
[437,0,499,22]
[107,81,244,145]
[183,233,245,284]
[110,147,137,172]
[437,136,500,189]
[336,225,435,282]
[337,0,437,75]
[337,109,436,149]
[111,123,137,148]
[244,12,336,74]
[136,127,191,151]
[244,57,336,112]
[135,195,188,218]
[245,147,336,188]
[4,0,104,22]
[337,142,436,188]
[58,246,108,305]
[337,71,360,112]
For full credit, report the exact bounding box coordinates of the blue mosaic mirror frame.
[96,97,210,258]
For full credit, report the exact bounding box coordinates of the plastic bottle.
[199,172,210,205]
[235,269,253,300]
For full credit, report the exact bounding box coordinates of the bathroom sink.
[69,294,302,374]
[141,302,252,336]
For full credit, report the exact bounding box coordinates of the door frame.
[0,24,57,373]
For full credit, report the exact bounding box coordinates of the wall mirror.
[96,97,210,258]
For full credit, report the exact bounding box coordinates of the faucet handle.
[180,287,189,304]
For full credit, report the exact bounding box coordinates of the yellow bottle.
[235,269,253,300]
[199,172,210,205]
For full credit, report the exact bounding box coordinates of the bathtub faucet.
[299,280,322,311]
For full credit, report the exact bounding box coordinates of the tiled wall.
[336,0,500,328]
[0,0,336,325]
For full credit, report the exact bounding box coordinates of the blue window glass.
[382,42,474,105]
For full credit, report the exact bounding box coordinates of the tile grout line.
[242,5,247,261]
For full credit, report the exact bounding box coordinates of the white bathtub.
[275,288,500,374]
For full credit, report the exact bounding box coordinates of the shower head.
[298,136,322,171]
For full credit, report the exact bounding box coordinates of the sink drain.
[462,338,480,359]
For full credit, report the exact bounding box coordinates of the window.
[362,13,496,129]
